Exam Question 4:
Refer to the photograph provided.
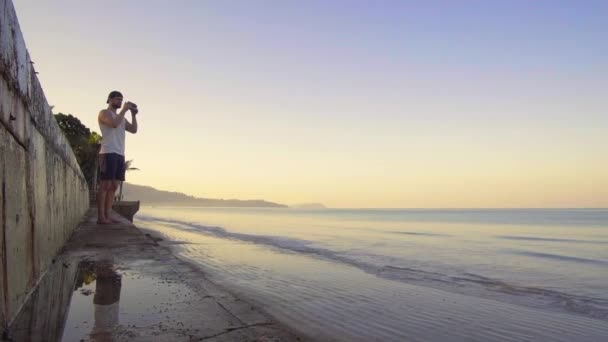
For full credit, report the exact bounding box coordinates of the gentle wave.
[138,215,608,320]
[388,231,450,237]
[286,208,608,227]
[497,235,608,244]
[508,250,608,265]
[379,266,608,320]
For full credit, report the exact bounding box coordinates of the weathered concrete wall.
[0,0,89,328]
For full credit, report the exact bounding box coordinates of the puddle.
[63,258,205,341]
[9,257,214,342]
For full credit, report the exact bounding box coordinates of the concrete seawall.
[0,0,89,329]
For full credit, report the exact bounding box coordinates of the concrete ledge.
[6,209,307,341]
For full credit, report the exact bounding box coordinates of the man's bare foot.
[97,219,112,225]
[105,214,121,223]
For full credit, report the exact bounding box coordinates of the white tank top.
[99,110,126,155]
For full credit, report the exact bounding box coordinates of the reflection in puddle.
[73,259,122,340]
[61,257,205,341]
[9,256,205,342]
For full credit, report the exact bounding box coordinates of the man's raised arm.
[98,104,131,128]
[126,108,138,133]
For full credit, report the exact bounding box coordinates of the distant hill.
[292,203,327,209]
[121,183,288,208]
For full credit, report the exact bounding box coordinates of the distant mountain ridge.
[122,183,287,208]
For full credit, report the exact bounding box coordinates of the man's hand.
[122,101,134,111]
[131,107,139,115]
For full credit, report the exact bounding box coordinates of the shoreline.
[8,208,308,341]
[134,224,320,341]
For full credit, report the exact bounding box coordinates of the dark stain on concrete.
[1,179,7,326]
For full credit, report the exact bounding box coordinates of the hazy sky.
[12,0,608,208]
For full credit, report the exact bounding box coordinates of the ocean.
[136,207,608,341]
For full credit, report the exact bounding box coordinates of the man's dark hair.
[106,90,123,103]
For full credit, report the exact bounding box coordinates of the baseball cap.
[106,90,123,103]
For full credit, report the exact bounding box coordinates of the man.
[97,91,139,224]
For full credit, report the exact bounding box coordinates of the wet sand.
[8,209,307,342]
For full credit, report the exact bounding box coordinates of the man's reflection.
[90,259,122,341]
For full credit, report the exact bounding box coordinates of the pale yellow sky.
[13,1,608,208]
